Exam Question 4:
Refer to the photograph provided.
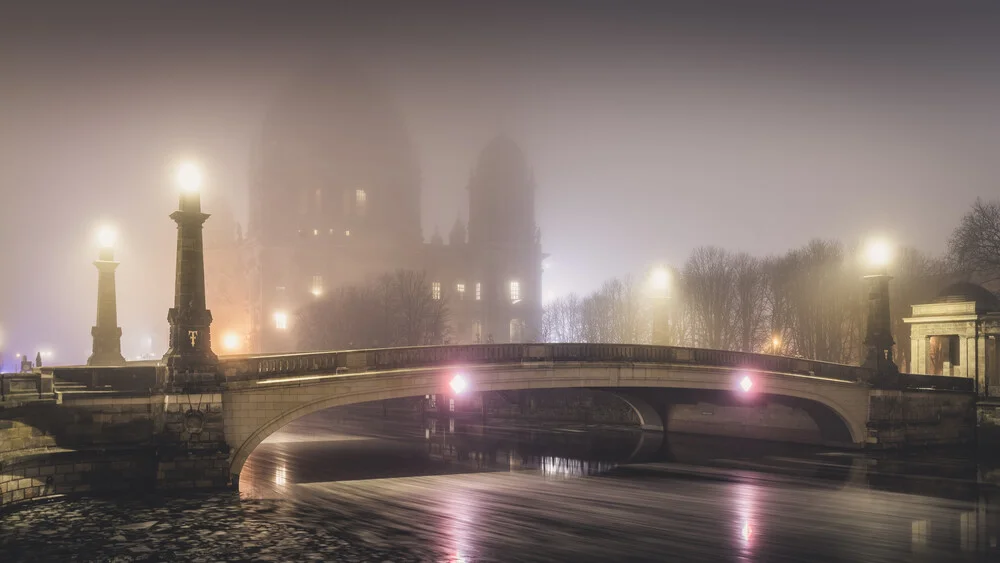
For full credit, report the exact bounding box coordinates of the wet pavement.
[2,404,999,562]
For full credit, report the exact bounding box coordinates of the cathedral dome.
[933,282,1000,312]
[250,61,422,244]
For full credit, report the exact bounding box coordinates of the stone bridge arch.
[224,362,871,484]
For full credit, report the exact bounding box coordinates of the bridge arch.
[225,364,869,483]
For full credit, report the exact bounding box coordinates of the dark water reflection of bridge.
[237,404,1000,562]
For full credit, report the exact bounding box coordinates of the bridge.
[0,165,987,510]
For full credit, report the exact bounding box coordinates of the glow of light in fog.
[96,225,117,249]
[450,373,468,394]
[222,332,241,353]
[865,237,893,267]
[739,375,753,393]
[273,311,288,331]
[175,160,203,193]
[651,266,670,292]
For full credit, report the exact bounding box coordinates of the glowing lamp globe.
[222,332,241,352]
[97,226,117,249]
[176,161,203,193]
[865,238,892,268]
[651,267,670,292]
[739,375,753,393]
[450,374,468,395]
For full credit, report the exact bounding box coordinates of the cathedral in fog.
[241,67,544,352]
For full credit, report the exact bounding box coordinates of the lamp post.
[649,266,670,345]
[861,238,898,378]
[87,226,126,366]
[162,160,218,388]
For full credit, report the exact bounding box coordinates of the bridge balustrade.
[0,371,54,403]
[222,343,875,384]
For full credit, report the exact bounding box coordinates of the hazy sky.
[1,1,999,363]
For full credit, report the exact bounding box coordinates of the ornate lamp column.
[162,161,219,388]
[87,226,126,366]
[861,239,899,379]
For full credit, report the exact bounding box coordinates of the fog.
[1,1,999,362]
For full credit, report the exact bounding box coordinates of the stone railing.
[220,343,875,384]
[897,373,976,392]
[0,371,54,404]
[45,364,161,392]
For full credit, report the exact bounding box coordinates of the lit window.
[355,189,367,216]
[313,229,319,236]
[432,282,441,300]
[310,275,323,297]
[509,318,525,342]
[475,282,481,301]
[273,311,288,331]
[473,321,482,342]
[509,280,521,302]
[456,283,465,299]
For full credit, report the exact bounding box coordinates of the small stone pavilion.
[905,282,1000,396]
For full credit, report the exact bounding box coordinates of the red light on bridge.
[450,374,468,395]
[739,375,753,393]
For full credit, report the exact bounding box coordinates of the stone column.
[862,272,898,379]
[162,182,219,389]
[87,245,126,366]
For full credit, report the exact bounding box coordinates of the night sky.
[2,1,999,362]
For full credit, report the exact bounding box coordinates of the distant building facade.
[242,69,543,352]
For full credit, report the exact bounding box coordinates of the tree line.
[542,199,1000,370]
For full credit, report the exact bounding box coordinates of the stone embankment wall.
[1,393,229,511]
[867,390,977,447]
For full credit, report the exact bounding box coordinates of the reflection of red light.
[741,521,753,541]
[740,376,753,392]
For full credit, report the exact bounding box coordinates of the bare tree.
[731,253,769,352]
[683,247,736,349]
[949,198,1000,285]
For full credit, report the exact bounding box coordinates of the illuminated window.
[473,321,482,342]
[313,229,319,236]
[355,189,367,216]
[432,282,441,300]
[310,275,323,297]
[273,311,288,331]
[456,283,465,299]
[509,280,521,302]
[509,318,525,342]
[475,282,481,301]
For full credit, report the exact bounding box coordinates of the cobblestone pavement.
[0,493,421,562]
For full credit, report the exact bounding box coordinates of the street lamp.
[862,237,898,377]
[88,224,125,366]
[771,335,781,355]
[162,158,218,387]
[222,332,242,353]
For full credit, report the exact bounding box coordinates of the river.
[2,403,998,562]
